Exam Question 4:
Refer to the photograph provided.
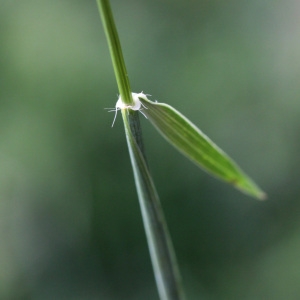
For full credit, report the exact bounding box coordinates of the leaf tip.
[233,178,267,200]
[257,191,267,201]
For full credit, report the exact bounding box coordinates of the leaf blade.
[121,110,185,300]
[139,97,266,200]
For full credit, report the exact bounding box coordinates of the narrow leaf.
[138,96,266,200]
[121,110,185,300]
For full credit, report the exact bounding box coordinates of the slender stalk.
[123,110,185,300]
[96,0,132,105]
[97,1,185,299]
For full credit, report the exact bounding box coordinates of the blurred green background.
[1,0,300,299]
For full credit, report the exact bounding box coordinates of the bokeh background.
[1,0,300,299]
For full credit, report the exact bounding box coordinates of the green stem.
[122,110,185,300]
[97,1,185,299]
[96,0,132,105]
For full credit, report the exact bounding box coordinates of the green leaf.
[138,96,266,200]
[121,110,185,300]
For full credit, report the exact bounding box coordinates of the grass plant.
[96,1,265,299]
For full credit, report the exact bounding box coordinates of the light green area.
[139,96,265,199]
[96,0,133,106]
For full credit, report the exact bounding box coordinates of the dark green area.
[1,0,300,299]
